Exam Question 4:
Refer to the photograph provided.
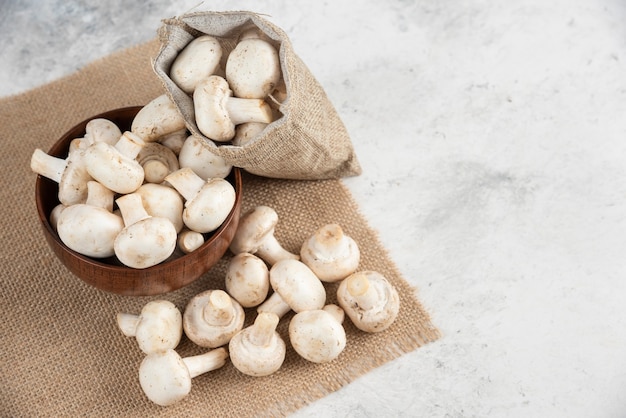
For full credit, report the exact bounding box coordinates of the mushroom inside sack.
[193,75,273,142]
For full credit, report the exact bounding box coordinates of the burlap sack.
[153,11,362,180]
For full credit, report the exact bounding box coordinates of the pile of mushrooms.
[168,27,284,147]
[30,94,238,268]
[115,205,400,406]
[35,25,403,406]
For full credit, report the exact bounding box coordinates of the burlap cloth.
[0,40,440,417]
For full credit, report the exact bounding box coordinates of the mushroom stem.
[182,347,228,379]
[256,235,299,266]
[313,224,351,256]
[164,167,206,202]
[116,313,139,337]
[114,131,145,159]
[30,149,67,183]
[178,228,205,253]
[346,273,377,311]
[143,160,169,183]
[257,292,291,319]
[116,193,151,227]
[203,290,235,326]
[226,97,273,125]
[85,180,114,211]
[249,311,280,347]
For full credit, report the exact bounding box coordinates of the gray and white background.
[2,1,626,417]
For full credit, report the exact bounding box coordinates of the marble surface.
[3,0,626,416]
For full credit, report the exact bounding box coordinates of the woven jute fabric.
[153,11,362,180]
[0,40,439,417]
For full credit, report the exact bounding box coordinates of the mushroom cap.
[178,134,232,179]
[225,38,281,99]
[228,312,285,377]
[170,35,223,94]
[225,253,270,308]
[193,75,235,142]
[131,94,187,142]
[56,204,124,258]
[300,223,360,282]
[84,118,122,146]
[84,141,144,194]
[139,349,191,406]
[229,206,279,254]
[231,122,267,147]
[134,300,183,354]
[289,309,346,363]
[135,183,184,233]
[269,259,326,313]
[183,289,245,348]
[183,177,236,233]
[336,271,400,333]
[57,153,92,206]
[114,216,177,268]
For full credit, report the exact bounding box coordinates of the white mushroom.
[178,134,232,179]
[183,289,245,348]
[177,228,205,254]
[225,38,281,99]
[224,253,270,308]
[193,75,273,142]
[228,312,285,377]
[237,25,274,43]
[134,183,184,233]
[289,304,347,363]
[268,76,288,108]
[68,137,89,154]
[56,181,124,258]
[231,122,267,147]
[170,35,223,94]
[131,94,187,142]
[257,259,326,319]
[30,147,92,206]
[116,300,182,354]
[114,193,178,269]
[137,142,179,184]
[84,118,122,146]
[139,347,228,406]
[164,167,236,234]
[336,271,400,333]
[157,128,188,155]
[300,223,360,282]
[229,206,299,266]
[83,131,145,194]
[49,203,67,232]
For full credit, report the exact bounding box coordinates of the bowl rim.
[35,106,243,295]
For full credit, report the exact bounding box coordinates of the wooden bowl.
[35,107,243,296]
